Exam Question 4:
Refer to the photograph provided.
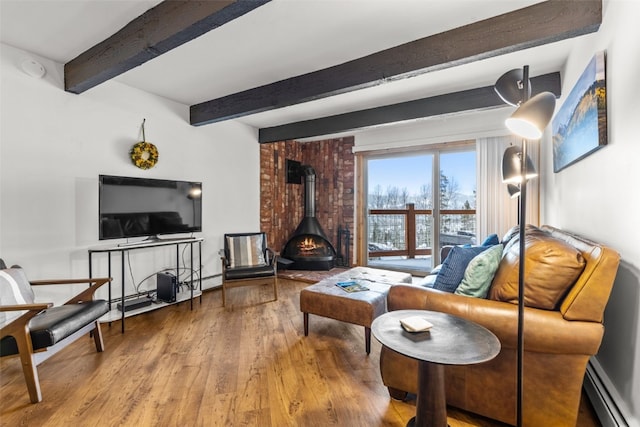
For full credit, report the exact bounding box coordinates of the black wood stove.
[282,165,336,270]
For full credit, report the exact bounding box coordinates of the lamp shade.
[495,68,531,106]
[505,92,556,140]
[507,184,521,198]
[502,146,538,183]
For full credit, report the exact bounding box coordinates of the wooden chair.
[220,232,278,306]
[0,260,111,403]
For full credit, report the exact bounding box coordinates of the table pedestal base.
[407,360,447,427]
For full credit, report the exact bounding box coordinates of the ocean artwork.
[552,51,607,172]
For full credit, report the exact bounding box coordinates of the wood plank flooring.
[1,279,600,426]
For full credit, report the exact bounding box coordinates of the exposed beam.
[258,72,561,143]
[191,0,600,126]
[65,0,271,94]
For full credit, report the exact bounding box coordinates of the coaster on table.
[400,316,433,332]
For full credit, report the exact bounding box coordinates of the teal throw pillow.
[455,244,503,298]
[433,245,491,293]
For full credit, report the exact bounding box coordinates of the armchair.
[1,260,111,403]
[221,232,278,307]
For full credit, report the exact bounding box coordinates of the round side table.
[372,309,501,427]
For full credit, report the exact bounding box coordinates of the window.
[439,150,477,250]
[362,144,476,275]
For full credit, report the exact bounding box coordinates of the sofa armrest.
[387,285,604,355]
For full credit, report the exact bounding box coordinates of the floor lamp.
[495,65,556,427]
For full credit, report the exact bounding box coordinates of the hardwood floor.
[1,279,600,426]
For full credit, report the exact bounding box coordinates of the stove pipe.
[303,166,316,217]
[293,166,329,238]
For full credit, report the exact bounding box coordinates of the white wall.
[353,108,511,151]
[0,43,261,302]
[541,1,640,425]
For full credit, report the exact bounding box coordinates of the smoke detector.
[20,58,46,78]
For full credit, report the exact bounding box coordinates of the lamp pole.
[516,65,529,427]
[497,63,555,427]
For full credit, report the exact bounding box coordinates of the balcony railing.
[368,203,476,262]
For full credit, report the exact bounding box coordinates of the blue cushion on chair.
[433,245,491,293]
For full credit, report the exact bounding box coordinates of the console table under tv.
[88,237,204,333]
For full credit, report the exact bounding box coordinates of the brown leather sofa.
[379,225,620,426]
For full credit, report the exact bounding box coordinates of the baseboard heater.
[584,360,629,427]
[117,297,152,312]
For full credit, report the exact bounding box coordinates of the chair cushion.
[226,234,267,268]
[224,264,275,280]
[0,300,108,356]
[0,268,36,328]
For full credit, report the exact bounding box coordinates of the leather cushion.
[30,301,108,349]
[1,300,108,356]
[224,264,275,280]
[489,232,586,309]
[501,224,545,254]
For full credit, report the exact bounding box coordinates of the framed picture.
[552,51,607,172]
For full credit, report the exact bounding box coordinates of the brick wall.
[260,136,355,266]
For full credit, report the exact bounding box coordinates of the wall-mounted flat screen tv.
[99,175,202,241]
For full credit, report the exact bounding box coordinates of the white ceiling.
[0,0,582,132]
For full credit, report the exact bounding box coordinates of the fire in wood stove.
[297,236,329,256]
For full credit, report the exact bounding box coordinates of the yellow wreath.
[130,141,158,170]
[130,119,158,169]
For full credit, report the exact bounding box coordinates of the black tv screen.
[99,175,202,240]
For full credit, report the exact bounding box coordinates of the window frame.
[355,139,476,275]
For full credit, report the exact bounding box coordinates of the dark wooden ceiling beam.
[64,0,271,94]
[258,72,561,143]
[191,0,600,126]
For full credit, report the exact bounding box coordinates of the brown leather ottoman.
[300,267,412,354]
